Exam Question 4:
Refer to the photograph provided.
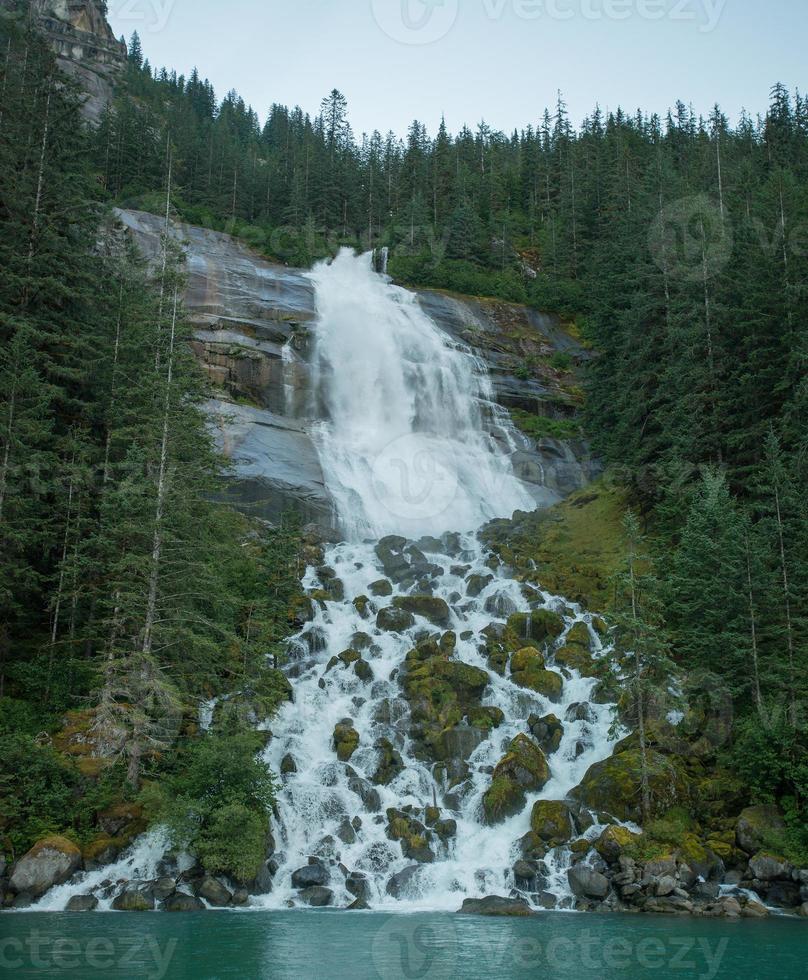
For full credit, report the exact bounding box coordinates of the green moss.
[483,775,525,825]
[511,408,581,442]
[531,801,574,844]
[481,480,629,610]
[512,667,564,702]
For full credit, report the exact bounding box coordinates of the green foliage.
[149,732,276,881]
[725,710,808,864]
[510,409,581,442]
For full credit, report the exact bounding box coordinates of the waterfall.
[30,249,621,914]
[307,249,535,540]
[258,251,622,912]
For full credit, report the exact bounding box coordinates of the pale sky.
[107,0,807,137]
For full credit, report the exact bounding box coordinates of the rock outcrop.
[8,1,127,123]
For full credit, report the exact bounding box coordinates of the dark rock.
[528,713,564,755]
[291,863,329,889]
[377,607,416,632]
[393,596,451,628]
[386,865,421,898]
[749,854,791,881]
[348,775,382,812]
[196,876,232,907]
[346,872,370,902]
[466,574,494,598]
[152,877,177,902]
[299,885,333,907]
[373,737,404,785]
[459,895,535,917]
[568,866,610,900]
[281,754,298,775]
[112,887,155,912]
[163,893,206,912]
[369,579,393,597]
[65,894,98,912]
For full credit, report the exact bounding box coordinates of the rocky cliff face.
[115,209,599,529]
[6,0,126,122]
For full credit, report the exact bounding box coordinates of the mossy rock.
[511,647,545,674]
[333,721,360,763]
[393,596,451,628]
[480,623,510,675]
[377,606,416,632]
[512,667,564,702]
[369,579,393,597]
[735,805,787,855]
[506,610,564,649]
[338,649,361,666]
[353,596,371,618]
[467,706,505,731]
[565,622,591,648]
[594,825,641,863]
[554,644,597,678]
[530,801,574,845]
[675,834,722,880]
[528,713,564,754]
[571,748,693,823]
[483,775,526,825]
[493,735,550,791]
[354,660,374,683]
[373,737,404,785]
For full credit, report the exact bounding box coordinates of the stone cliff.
[116,209,600,531]
[3,0,126,122]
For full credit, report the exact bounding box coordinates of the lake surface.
[1,911,805,979]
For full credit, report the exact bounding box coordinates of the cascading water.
[30,249,623,914]
[307,249,536,540]
[259,251,623,912]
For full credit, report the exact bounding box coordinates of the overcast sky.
[107,0,807,137]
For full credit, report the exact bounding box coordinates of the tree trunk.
[744,534,764,719]
[27,82,51,266]
[142,289,179,657]
[773,482,798,726]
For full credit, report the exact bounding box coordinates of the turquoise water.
[1,911,806,979]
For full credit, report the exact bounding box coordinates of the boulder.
[369,579,393,597]
[571,748,692,822]
[494,735,550,791]
[749,854,791,881]
[196,876,232,907]
[347,774,382,812]
[530,801,575,845]
[528,713,564,754]
[466,574,493,598]
[152,877,177,902]
[65,894,98,912]
[373,738,404,785]
[386,865,420,898]
[554,645,597,677]
[333,720,360,762]
[346,872,370,903]
[483,776,526,825]
[291,864,329,889]
[281,754,298,775]
[163,893,206,912]
[594,825,640,864]
[377,607,416,632]
[354,659,374,683]
[299,886,333,907]
[111,887,155,912]
[567,866,610,900]
[10,836,82,898]
[507,610,565,647]
[736,805,787,855]
[459,895,535,917]
[393,596,451,628]
[512,664,564,702]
